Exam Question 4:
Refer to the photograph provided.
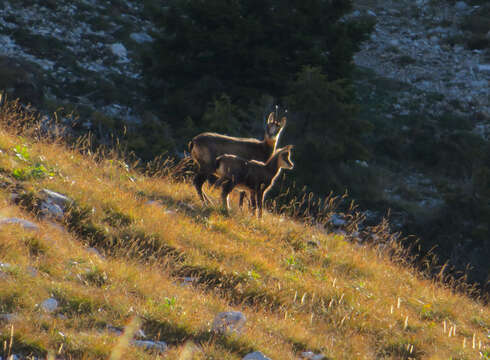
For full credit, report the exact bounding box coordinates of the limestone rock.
[130,32,153,44]
[0,313,19,323]
[212,311,246,334]
[454,1,468,10]
[243,351,272,360]
[132,340,168,353]
[41,189,72,208]
[0,218,39,231]
[41,298,58,313]
[301,351,326,360]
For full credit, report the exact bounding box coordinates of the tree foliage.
[143,0,374,193]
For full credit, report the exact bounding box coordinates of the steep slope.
[0,102,488,359]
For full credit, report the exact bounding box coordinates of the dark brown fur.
[215,145,294,218]
[189,112,286,205]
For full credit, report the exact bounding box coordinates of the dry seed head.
[301,292,307,304]
[403,316,409,330]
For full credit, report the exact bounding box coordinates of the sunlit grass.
[0,102,488,359]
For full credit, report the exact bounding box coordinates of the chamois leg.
[239,191,256,211]
[256,189,264,219]
[249,191,257,217]
[238,191,246,210]
[193,173,212,204]
[250,192,257,210]
[220,180,235,211]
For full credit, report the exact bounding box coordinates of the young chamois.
[215,145,294,218]
[189,109,286,205]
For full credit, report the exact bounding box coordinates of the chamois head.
[274,145,294,170]
[265,106,287,143]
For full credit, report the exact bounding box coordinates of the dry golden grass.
[0,102,488,359]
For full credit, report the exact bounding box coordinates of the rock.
[40,189,72,208]
[389,39,400,47]
[40,201,64,220]
[0,313,19,323]
[0,262,12,269]
[454,1,468,10]
[243,351,272,360]
[107,325,124,336]
[146,200,162,207]
[41,298,58,313]
[40,189,72,218]
[26,266,38,277]
[181,276,198,285]
[330,214,347,227]
[477,64,490,73]
[0,218,39,231]
[130,32,153,44]
[86,247,104,259]
[0,262,10,278]
[132,340,168,353]
[367,10,376,17]
[212,311,246,334]
[301,351,326,360]
[135,328,146,339]
[110,43,128,60]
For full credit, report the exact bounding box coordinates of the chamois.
[189,109,286,205]
[215,145,294,218]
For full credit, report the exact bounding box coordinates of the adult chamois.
[189,108,286,205]
[214,145,294,218]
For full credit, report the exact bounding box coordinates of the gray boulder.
[132,340,167,353]
[301,351,326,360]
[243,351,272,360]
[0,218,39,231]
[212,311,246,334]
[41,189,72,208]
[0,313,19,323]
[130,33,153,44]
[41,298,58,313]
[40,189,72,219]
[454,1,468,10]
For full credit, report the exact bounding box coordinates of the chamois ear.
[267,112,275,124]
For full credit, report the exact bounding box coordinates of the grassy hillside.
[0,100,488,359]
